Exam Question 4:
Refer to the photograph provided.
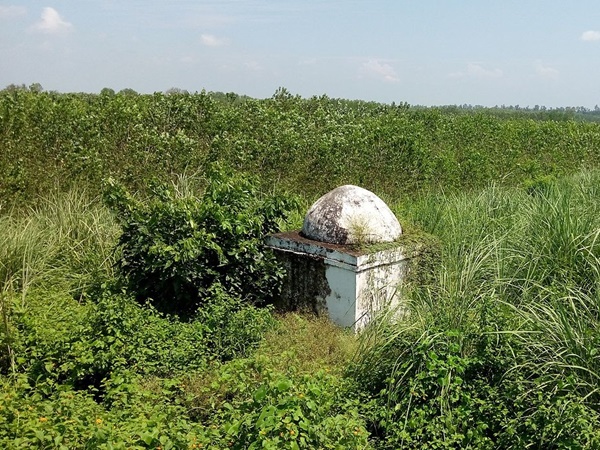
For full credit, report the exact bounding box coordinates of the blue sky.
[1,1,600,107]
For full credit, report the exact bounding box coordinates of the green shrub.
[196,284,277,361]
[0,370,208,449]
[350,329,504,449]
[104,165,298,316]
[523,174,556,196]
[183,357,370,449]
[223,370,368,449]
[12,289,275,388]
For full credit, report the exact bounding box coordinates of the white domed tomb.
[302,185,402,245]
[266,185,420,331]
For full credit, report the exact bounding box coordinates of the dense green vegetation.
[352,172,600,448]
[2,87,600,208]
[1,88,600,448]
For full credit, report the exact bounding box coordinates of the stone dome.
[301,185,402,245]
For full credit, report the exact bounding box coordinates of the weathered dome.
[301,185,402,245]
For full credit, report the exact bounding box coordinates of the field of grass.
[1,88,600,448]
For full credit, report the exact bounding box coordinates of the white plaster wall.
[355,260,408,330]
[325,258,407,330]
[324,265,357,328]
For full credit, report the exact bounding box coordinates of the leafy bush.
[183,357,369,449]
[523,174,556,196]
[223,369,368,449]
[0,370,209,449]
[195,284,277,361]
[3,89,600,209]
[104,166,298,316]
[10,288,275,389]
[351,324,600,449]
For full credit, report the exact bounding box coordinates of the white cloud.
[31,7,73,34]
[581,30,600,41]
[534,62,559,80]
[200,33,228,47]
[0,5,27,19]
[466,63,503,78]
[449,63,503,79]
[359,59,399,83]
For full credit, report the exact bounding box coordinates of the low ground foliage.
[3,170,600,448]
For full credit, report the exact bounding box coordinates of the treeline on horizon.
[5,82,600,119]
[2,83,600,209]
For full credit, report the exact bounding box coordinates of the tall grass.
[0,190,119,373]
[507,288,600,402]
[0,214,54,372]
[0,214,54,299]
[30,189,119,297]
[351,169,600,446]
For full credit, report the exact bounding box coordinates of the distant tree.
[28,83,43,93]
[100,87,116,96]
[165,87,189,95]
[272,87,293,101]
[118,88,138,96]
[393,101,410,110]
[3,83,27,92]
[225,92,239,102]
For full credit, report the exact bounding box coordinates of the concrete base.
[266,231,413,330]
